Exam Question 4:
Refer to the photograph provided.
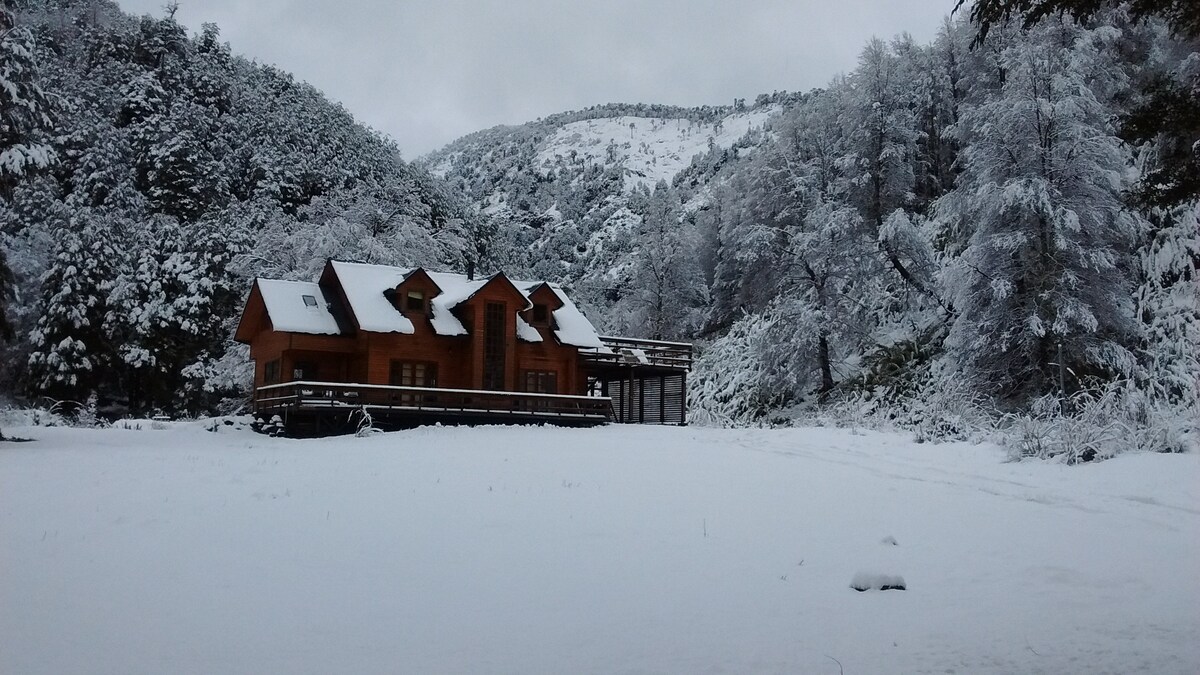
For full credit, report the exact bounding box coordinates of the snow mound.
[851,572,907,592]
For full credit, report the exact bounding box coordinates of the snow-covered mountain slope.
[532,107,776,191]
[424,101,781,208]
[419,99,794,332]
[3,423,1197,674]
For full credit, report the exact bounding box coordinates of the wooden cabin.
[234,260,691,435]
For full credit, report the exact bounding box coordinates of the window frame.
[522,369,558,394]
[263,359,281,385]
[389,359,439,388]
[405,290,426,313]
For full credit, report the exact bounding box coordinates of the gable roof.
[253,279,342,335]
[327,261,415,334]
[309,260,604,348]
[513,280,602,348]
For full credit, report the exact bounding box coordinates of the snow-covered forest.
[428,3,1199,455]
[0,0,471,415]
[1,0,1197,454]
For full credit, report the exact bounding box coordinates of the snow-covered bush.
[811,373,996,444]
[1005,381,1197,463]
[0,403,69,429]
[891,377,997,444]
[689,310,789,427]
[74,392,101,428]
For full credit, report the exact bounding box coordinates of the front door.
[483,302,506,390]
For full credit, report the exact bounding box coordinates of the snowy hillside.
[533,108,775,191]
[418,99,788,334]
[2,423,1197,674]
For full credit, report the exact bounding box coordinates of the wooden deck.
[255,381,614,435]
[252,336,694,435]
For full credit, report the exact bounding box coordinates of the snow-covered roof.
[256,279,342,335]
[318,260,603,348]
[426,271,488,336]
[327,261,416,334]
[514,280,603,349]
[515,315,543,343]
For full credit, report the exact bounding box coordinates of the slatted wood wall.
[605,373,686,425]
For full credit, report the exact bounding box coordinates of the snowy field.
[2,423,1197,674]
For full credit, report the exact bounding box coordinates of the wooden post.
[662,374,672,422]
[638,374,645,424]
[680,371,687,426]
[627,367,635,424]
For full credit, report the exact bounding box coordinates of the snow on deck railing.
[583,336,693,370]
[598,335,693,348]
[256,380,611,401]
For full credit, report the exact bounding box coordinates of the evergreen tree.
[106,217,249,413]
[940,21,1142,402]
[0,244,13,341]
[0,0,54,201]
[26,211,118,402]
[957,0,1200,207]
[1,0,54,346]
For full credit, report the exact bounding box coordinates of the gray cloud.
[116,1,955,157]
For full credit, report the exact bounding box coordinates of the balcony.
[581,336,694,373]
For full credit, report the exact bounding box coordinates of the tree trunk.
[818,333,834,400]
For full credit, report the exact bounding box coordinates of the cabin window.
[302,294,318,307]
[532,303,548,323]
[293,361,316,381]
[406,291,425,312]
[264,359,281,385]
[389,360,438,388]
[522,370,557,394]
[483,302,507,390]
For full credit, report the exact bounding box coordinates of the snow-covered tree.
[1135,201,1200,405]
[0,0,54,200]
[26,211,118,401]
[625,182,707,340]
[105,217,250,413]
[0,243,13,342]
[940,20,1142,402]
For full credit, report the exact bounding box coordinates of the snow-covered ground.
[2,423,1196,674]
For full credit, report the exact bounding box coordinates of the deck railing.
[255,381,614,422]
[582,336,693,371]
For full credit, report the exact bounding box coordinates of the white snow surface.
[536,108,776,190]
[255,279,341,335]
[2,424,1197,674]
[319,261,602,347]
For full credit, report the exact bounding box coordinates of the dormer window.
[532,303,548,323]
[406,290,425,312]
[302,294,318,307]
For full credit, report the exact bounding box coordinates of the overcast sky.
[116,1,956,158]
